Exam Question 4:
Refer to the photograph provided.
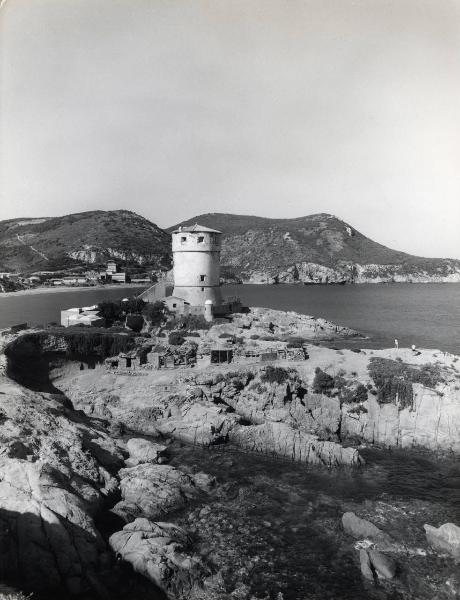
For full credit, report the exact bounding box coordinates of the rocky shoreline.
[239,261,460,285]
[0,308,459,599]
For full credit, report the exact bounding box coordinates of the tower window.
[200,274,206,282]
[201,287,204,291]
[181,236,186,243]
[198,236,204,243]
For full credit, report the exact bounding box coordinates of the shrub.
[97,300,123,325]
[230,377,245,391]
[15,329,138,360]
[312,367,334,395]
[168,332,186,346]
[143,301,169,326]
[125,314,144,333]
[333,375,346,390]
[354,383,368,403]
[348,405,368,415]
[177,314,212,331]
[250,334,260,340]
[414,364,444,388]
[249,381,266,394]
[261,366,290,385]
[97,297,147,327]
[285,336,306,348]
[366,357,442,409]
[185,331,200,337]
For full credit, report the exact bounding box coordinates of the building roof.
[164,295,190,304]
[173,223,222,234]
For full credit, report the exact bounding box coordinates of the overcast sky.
[1,0,459,258]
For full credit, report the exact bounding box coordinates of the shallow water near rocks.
[165,441,460,600]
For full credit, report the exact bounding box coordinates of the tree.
[126,314,144,333]
[143,301,169,326]
[312,367,334,395]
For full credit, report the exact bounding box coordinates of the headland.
[0,305,459,600]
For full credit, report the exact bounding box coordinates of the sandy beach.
[0,283,149,298]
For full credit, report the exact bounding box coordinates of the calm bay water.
[0,282,459,354]
[0,286,147,329]
[224,282,460,354]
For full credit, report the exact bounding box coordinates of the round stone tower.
[172,224,222,306]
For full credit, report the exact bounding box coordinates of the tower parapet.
[172,224,222,307]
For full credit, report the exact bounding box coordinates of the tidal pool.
[165,441,460,600]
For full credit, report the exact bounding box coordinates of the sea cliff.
[244,261,460,284]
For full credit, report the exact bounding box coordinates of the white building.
[172,224,222,308]
[61,306,105,327]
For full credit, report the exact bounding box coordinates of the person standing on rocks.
[394,338,399,349]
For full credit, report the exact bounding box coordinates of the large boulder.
[367,550,397,579]
[109,518,207,597]
[125,438,168,466]
[359,549,397,581]
[342,512,392,543]
[111,463,211,522]
[424,523,460,559]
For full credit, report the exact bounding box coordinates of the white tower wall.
[172,228,222,306]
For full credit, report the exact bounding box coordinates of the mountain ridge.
[169,212,460,284]
[1,209,459,284]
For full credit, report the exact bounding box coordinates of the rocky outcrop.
[342,387,460,453]
[156,401,241,447]
[270,261,460,285]
[424,523,460,559]
[0,459,110,596]
[0,377,125,596]
[109,519,207,598]
[112,463,215,523]
[229,422,362,467]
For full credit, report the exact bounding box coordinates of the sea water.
[224,282,460,354]
[0,282,459,353]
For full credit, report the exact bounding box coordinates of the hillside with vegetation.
[1,209,459,283]
[0,210,171,273]
[169,213,460,283]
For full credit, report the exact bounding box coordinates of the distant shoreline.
[0,284,149,298]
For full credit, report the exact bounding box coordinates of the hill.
[2,209,459,283]
[168,213,460,283]
[0,210,171,273]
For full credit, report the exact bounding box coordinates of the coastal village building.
[60,306,105,327]
[107,260,117,274]
[99,260,128,283]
